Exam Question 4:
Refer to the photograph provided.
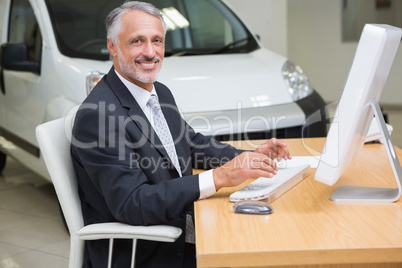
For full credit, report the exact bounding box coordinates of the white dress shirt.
[114,70,216,199]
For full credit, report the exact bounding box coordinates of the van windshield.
[45,0,259,61]
[46,0,258,60]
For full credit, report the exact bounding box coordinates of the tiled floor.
[0,108,401,268]
[0,160,69,268]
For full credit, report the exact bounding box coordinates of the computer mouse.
[233,200,274,215]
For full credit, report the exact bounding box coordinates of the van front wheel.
[0,152,6,173]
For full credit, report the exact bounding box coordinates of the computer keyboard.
[229,164,311,203]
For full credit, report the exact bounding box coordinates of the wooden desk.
[194,138,402,268]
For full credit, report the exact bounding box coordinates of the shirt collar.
[114,69,157,110]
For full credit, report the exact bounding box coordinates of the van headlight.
[86,71,105,95]
[282,61,313,101]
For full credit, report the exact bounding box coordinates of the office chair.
[35,112,182,268]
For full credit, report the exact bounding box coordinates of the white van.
[0,0,327,181]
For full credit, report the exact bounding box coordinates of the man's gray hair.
[106,1,166,45]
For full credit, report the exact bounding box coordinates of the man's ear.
[107,39,118,58]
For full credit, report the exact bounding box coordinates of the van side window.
[8,0,42,62]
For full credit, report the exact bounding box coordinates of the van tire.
[0,152,6,173]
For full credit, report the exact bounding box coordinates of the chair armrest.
[77,222,182,242]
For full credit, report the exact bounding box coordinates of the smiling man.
[107,7,164,91]
[71,1,291,268]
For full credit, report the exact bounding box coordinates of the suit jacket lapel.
[105,68,170,161]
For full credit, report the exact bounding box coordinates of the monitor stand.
[330,99,402,202]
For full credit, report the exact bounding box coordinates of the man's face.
[108,10,165,91]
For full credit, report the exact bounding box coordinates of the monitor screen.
[314,24,402,202]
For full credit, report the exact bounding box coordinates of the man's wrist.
[198,169,216,199]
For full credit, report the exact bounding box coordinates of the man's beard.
[117,49,162,84]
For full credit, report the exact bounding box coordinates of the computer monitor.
[314,24,402,202]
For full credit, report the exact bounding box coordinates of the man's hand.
[254,138,291,161]
[212,138,292,191]
[213,151,278,191]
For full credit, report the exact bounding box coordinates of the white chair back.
[36,110,85,268]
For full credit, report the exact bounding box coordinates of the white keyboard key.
[229,164,310,203]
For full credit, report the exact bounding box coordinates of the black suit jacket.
[71,67,241,268]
